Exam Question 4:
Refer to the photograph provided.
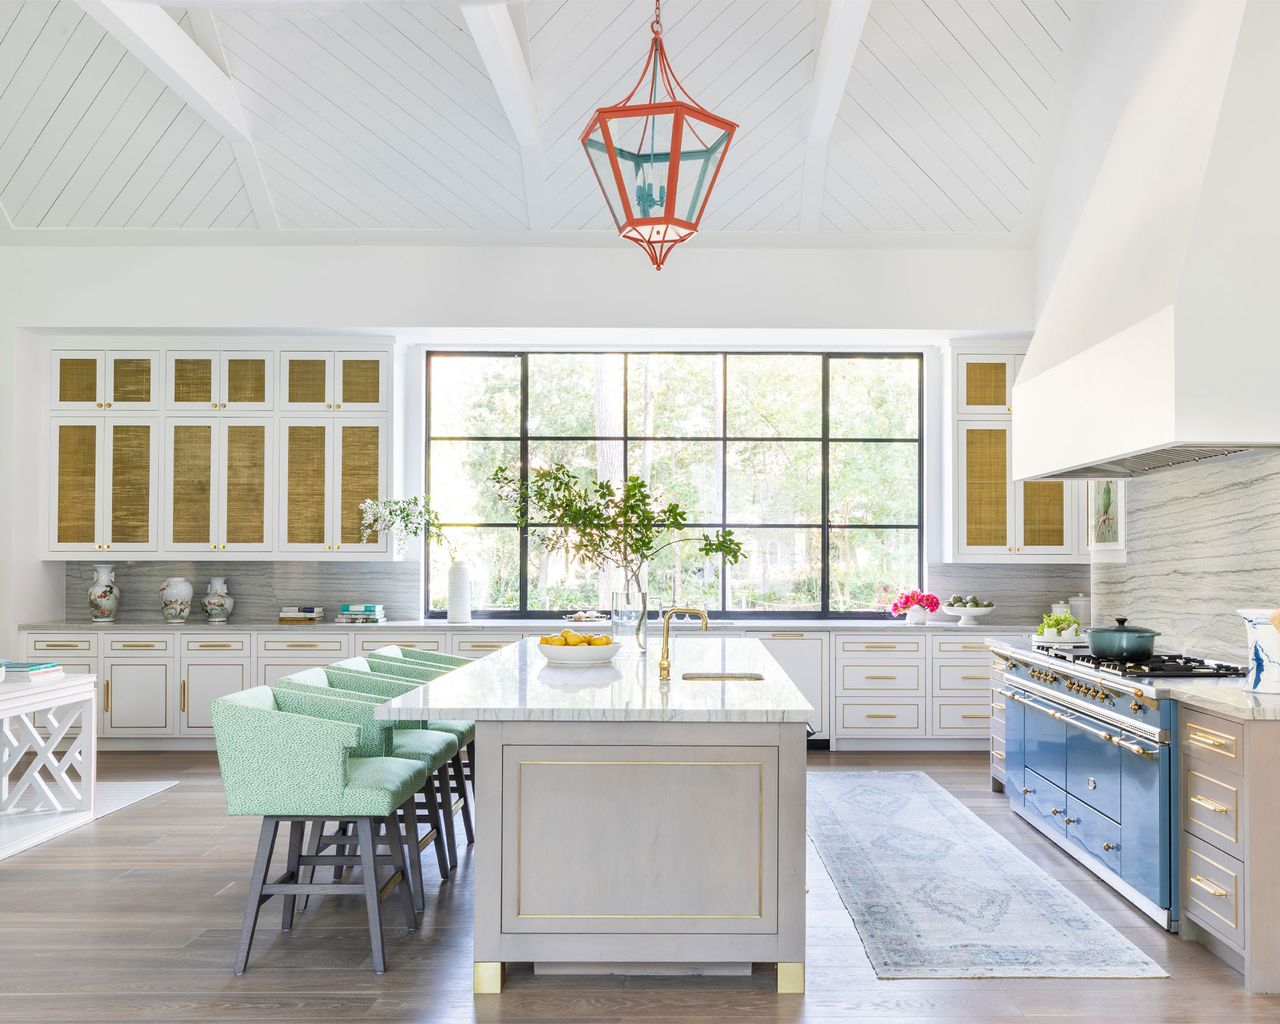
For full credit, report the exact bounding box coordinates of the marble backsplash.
[63,560,423,624]
[927,562,1088,627]
[1091,449,1280,664]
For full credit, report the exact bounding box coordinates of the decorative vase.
[905,605,929,625]
[88,564,119,623]
[447,560,472,624]
[201,577,234,624]
[160,577,193,623]
[611,590,648,649]
[1238,609,1280,693]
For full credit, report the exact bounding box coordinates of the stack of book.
[0,660,65,684]
[278,606,324,625]
[335,603,386,624]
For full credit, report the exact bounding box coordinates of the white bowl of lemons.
[537,629,619,665]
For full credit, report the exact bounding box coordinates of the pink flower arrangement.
[890,590,940,616]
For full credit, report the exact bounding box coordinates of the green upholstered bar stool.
[274,666,461,895]
[374,646,471,670]
[210,687,423,975]
[332,656,476,850]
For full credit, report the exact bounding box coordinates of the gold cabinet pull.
[863,643,902,650]
[865,713,898,719]
[180,679,188,713]
[1102,842,1117,852]
[120,642,158,649]
[864,674,899,681]
[42,642,81,649]
[1190,875,1229,898]
[991,750,1006,760]
[285,642,321,649]
[195,642,233,649]
[104,679,111,713]
[961,674,988,680]
[990,702,1004,711]
[1050,807,1063,817]
[1190,794,1232,814]
[770,632,804,638]
[961,713,989,720]
[1188,731,1230,749]
[959,644,986,650]
[467,642,505,650]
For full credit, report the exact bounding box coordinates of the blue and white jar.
[1237,609,1280,693]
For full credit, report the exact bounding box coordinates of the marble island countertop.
[20,617,1039,633]
[375,637,814,723]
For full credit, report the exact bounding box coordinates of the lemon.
[589,635,612,647]
[566,634,587,646]
[542,636,566,646]
[560,628,575,639]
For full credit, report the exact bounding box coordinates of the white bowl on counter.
[537,641,621,666]
[940,604,996,628]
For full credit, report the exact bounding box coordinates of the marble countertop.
[374,637,814,723]
[20,617,1038,633]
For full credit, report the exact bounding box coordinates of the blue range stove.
[990,640,1246,930]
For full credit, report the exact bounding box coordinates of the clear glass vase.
[611,590,648,650]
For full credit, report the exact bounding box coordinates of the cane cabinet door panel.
[165,419,219,553]
[279,354,334,412]
[279,418,333,552]
[220,419,273,552]
[105,352,160,411]
[167,353,220,411]
[103,419,160,552]
[335,352,390,412]
[51,351,104,411]
[956,420,1013,557]
[334,419,388,554]
[220,353,274,412]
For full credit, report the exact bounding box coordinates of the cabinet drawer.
[837,663,922,694]
[1064,796,1122,876]
[356,634,447,655]
[1022,768,1067,836]
[183,633,251,656]
[1181,711,1243,776]
[835,699,925,737]
[991,733,1006,769]
[256,633,351,657]
[1184,833,1244,950]
[27,634,98,656]
[452,634,522,656]
[935,663,994,694]
[835,635,922,656]
[106,634,174,655]
[933,699,992,735]
[990,692,1006,725]
[1184,757,1242,859]
[932,637,994,657]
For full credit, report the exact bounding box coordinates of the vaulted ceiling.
[0,0,1090,242]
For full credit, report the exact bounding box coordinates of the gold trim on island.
[776,961,805,993]
[473,961,505,994]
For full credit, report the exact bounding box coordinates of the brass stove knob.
[1129,700,1142,713]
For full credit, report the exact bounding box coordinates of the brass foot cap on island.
[777,962,805,994]
[474,961,505,994]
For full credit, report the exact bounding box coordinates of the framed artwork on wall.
[1087,479,1125,558]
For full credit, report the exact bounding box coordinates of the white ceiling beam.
[76,0,251,143]
[185,8,278,230]
[460,0,551,232]
[800,0,872,233]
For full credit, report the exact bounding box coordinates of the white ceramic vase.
[88,564,119,623]
[201,576,234,624]
[905,605,929,625]
[447,560,472,624]
[1238,609,1280,693]
[160,577,193,623]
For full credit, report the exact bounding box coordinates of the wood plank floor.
[2,750,1278,1023]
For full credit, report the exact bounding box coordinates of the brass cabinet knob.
[335,403,342,409]
[325,544,331,550]
[325,402,332,410]
[1063,816,1079,825]
[105,402,112,408]
[1051,807,1063,816]
[334,544,340,550]
[1102,842,1116,852]
[96,402,103,408]
[210,544,216,550]
[221,544,227,550]
[1020,787,1031,795]
[211,402,217,409]
[104,544,109,549]
[1130,700,1142,713]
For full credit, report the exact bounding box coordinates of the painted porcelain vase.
[160,577,193,623]
[88,564,119,623]
[201,577,234,624]
[447,560,472,624]
[1238,609,1280,693]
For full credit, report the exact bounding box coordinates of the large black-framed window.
[425,352,923,618]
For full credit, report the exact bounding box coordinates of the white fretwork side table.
[0,673,97,859]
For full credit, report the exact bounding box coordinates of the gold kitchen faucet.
[658,606,709,681]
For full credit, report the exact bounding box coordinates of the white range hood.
[1012,0,1280,481]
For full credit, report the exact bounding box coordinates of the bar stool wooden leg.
[436,764,458,869]
[383,809,418,929]
[401,798,426,912]
[420,779,450,880]
[298,819,325,913]
[234,818,279,976]
[355,817,387,974]
[280,819,305,930]
[451,753,474,845]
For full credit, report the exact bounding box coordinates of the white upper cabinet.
[279,351,390,412]
[955,354,1019,416]
[220,353,275,412]
[167,353,220,412]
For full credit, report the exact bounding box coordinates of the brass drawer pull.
[1190,794,1232,814]
[865,713,898,719]
[42,642,82,649]
[466,643,506,650]
[195,642,234,649]
[770,632,804,638]
[864,674,899,681]
[1189,875,1229,899]
[1063,816,1080,825]
[285,642,322,649]
[961,713,989,720]
[1102,842,1117,852]
[104,680,111,713]
[1188,731,1230,749]
[991,750,1006,760]
[990,703,1004,711]
[957,644,987,650]
[180,679,188,713]
[863,643,904,650]
[961,674,988,680]
[120,642,158,649]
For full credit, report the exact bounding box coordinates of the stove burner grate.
[1046,650,1246,678]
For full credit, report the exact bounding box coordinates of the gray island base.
[375,637,812,993]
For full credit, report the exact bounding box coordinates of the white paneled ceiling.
[0,0,1090,241]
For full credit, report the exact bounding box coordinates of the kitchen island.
[375,636,812,993]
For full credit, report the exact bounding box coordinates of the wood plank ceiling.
[0,0,1089,239]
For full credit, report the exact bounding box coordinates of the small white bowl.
[941,604,996,627]
[537,641,620,666]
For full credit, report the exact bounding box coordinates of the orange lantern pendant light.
[580,0,737,270]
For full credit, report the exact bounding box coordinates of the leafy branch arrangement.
[360,495,450,554]
[491,464,744,595]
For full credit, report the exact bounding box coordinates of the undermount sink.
[681,672,765,681]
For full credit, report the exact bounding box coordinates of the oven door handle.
[1000,686,1159,761]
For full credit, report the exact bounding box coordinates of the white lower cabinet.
[355,633,448,655]
[745,630,828,739]
[102,657,175,736]
[836,698,927,736]
[451,634,523,657]
[181,658,250,733]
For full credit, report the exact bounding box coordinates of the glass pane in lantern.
[676,112,731,224]
[584,122,626,229]
[606,110,675,221]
